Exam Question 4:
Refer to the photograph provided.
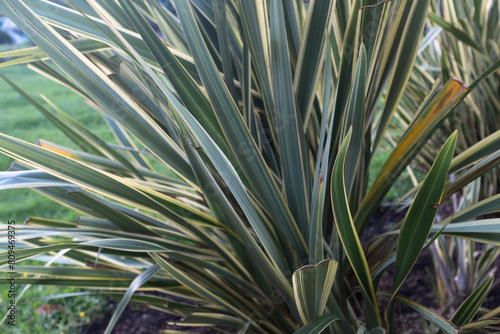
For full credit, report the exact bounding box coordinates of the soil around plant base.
[83,299,216,334]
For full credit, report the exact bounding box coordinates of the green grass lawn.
[1,282,111,334]
[0,64,114,333]
[0,64,116,222]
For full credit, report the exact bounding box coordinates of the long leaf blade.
[386,132,457,331]
[270,0,310,237]
[331,129,381,327]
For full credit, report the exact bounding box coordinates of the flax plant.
[0,0,499,333]
[394,0,500,324]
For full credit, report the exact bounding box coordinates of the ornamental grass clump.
[0,0,500,333]
[403,0,500,198]
[395,0,500,321]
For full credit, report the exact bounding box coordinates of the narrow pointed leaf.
[386,132,457,330]
[174,0,307,260]
[270,0,309,236]
[294,0,334,123]
[372,0,432,151]
[428,12,481,50]
[343,44,367,196]
[331,129,381,327]
[430,219,500,246]
[381,293,459,334]
[150,252,265,333]
[450,276,494,326]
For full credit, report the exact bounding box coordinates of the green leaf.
[308,37,334,263]
[270,0,310,237]
[24,217,75,228]
[444,149,500,198]
[468,58,500,91]
[236,0,275,135]
[280,0,303,66]
[343,44,367,197]
[213,0,237,100]
[173,312,245,328]
[12,266,148,280]
[450,276,494,326]
[149,252,267,333]
[293,313,342,334]
[418,27,442,54]
[372,0,432,152]
[35,140,176,185]
[76,238,173,252]
[386,131,457,331]
[450,129,500,173]
[32,291,197,313]
[66,191,156,236]
[115,0,229,158]
[92,0,296,282]
[331,129,381,328]
[357,326,386,334]
[0,170,73,190]
[180,137,294,301]
[0,277,176,290]
[438,193,500,225]
[0,39,110,68]
[380,293,459,334]
[356,79,468,232]
[430,219,500,247]
[294,0,334,123]
[0,72,102,157]
[0,225,212,257]
[21,0,197,73]
[428,12,481,51]
[0,0,196,185]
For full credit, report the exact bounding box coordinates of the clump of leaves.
[0,0,499,333]
[397,0,500,320]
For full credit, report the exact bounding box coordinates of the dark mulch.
[83,303,177,334]
[378,248,435,333]
[82,295,216,334]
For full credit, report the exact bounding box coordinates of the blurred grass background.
[0,64,113,333]
[0,64,115,223]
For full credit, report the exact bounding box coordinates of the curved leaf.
[331,129,381,327]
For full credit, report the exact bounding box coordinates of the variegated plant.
[0,0,499,333]
[402,0,500,196]
[395,0,500,323]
